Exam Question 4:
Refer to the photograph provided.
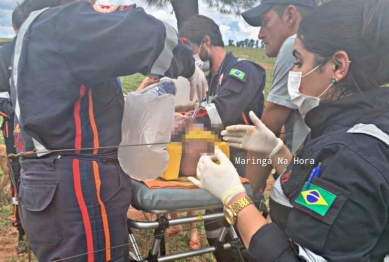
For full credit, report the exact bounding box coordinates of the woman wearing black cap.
[189,0,389,261]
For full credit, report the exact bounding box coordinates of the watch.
[223,196,253,226]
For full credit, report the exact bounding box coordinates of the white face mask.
[288,64,334,116]
[193,54,210,72]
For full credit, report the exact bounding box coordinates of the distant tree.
[244,39,249,47]
[255,40,259,48]
[144,0,260,30]
[249,39,255,48]
[228,39,235,46]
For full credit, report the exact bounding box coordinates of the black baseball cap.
[242,0,317,27]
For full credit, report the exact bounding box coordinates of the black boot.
[16,231,27,254]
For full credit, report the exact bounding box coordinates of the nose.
[258,27,265,40]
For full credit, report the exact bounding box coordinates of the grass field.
[0,45,275,261]
[120,46,275,98]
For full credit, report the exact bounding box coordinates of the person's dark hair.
[272,3,317,21]
[298,0,389,97]
[179,15,225,48]
[12,6,25,29]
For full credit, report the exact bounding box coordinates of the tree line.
[227,39,264,48]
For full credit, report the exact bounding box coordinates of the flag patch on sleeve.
[229,69,246,81]
[295,183,337,216]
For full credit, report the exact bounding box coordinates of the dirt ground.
[0,177,274,262]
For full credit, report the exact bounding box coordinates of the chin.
[265,48,278,58]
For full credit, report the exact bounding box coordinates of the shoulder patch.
[93,4,119,13]
[295,183,337,216]
[229,68,246,81]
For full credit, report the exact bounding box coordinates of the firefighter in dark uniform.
[190,1,389,261]
[179,15,266,177]
[11,1,207,261]
[179,15,266,262]
[0,6,27,254]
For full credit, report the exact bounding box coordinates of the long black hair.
[298,0,389,97]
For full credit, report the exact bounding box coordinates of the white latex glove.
[188,65,208,101]
[221,111,283,157]
[188,147,246,204]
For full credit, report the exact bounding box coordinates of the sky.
[0,0,261,44]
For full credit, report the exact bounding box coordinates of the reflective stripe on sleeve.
[150,21,178,76]
[296,244,327,262]
[13,8,50,157]
[205,103,223,131]
[347,123,389,146]
[0,92,10,99]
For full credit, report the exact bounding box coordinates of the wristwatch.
[223,196,253,226]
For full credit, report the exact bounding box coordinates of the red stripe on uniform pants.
[73,159,94,262]
[241,113,249,125]
[74,85,86,154]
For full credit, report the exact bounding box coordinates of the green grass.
[120,46,275,98]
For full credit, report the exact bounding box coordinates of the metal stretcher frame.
[127,204,247,262]
[127,210,244,262]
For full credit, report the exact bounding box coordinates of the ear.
[202,35,212,48]
[12,24,18,34]
[331,51,351,82]
[285,5,298,28]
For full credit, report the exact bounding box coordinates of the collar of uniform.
[305,88,389,138]
[206,52,235,80]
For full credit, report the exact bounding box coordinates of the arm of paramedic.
[0,47,13,119]
[245,46,295,194]
[195,62,265,128]
[243,146,388,261]
[230,145,300,260]
[245,103,292,194]
[58,3,195,87]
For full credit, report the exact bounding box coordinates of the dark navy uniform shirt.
[0,40,15,119]
[195,52,265,128]
[192,52,265,176]
[0,39,17,154]
[10,2,195,156]
[249,88,389,261]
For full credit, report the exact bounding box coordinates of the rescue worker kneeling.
[188,0,389,261]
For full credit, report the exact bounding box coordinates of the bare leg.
[188,211,201,250]
[166,213,183,238]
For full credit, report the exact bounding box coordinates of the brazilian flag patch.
[295,183,337,216]
[229,68,246,81]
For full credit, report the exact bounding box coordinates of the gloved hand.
[171,113,192,137]
[221,111,283,157]
[188,65,208,101]
[188,147,246,204]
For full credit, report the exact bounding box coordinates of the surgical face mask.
[193,54,210,72]
[199,39,212,67]
[288,64,334,116]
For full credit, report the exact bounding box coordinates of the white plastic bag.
[118,90,175,181]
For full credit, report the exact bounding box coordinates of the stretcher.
[127,179,255,262]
